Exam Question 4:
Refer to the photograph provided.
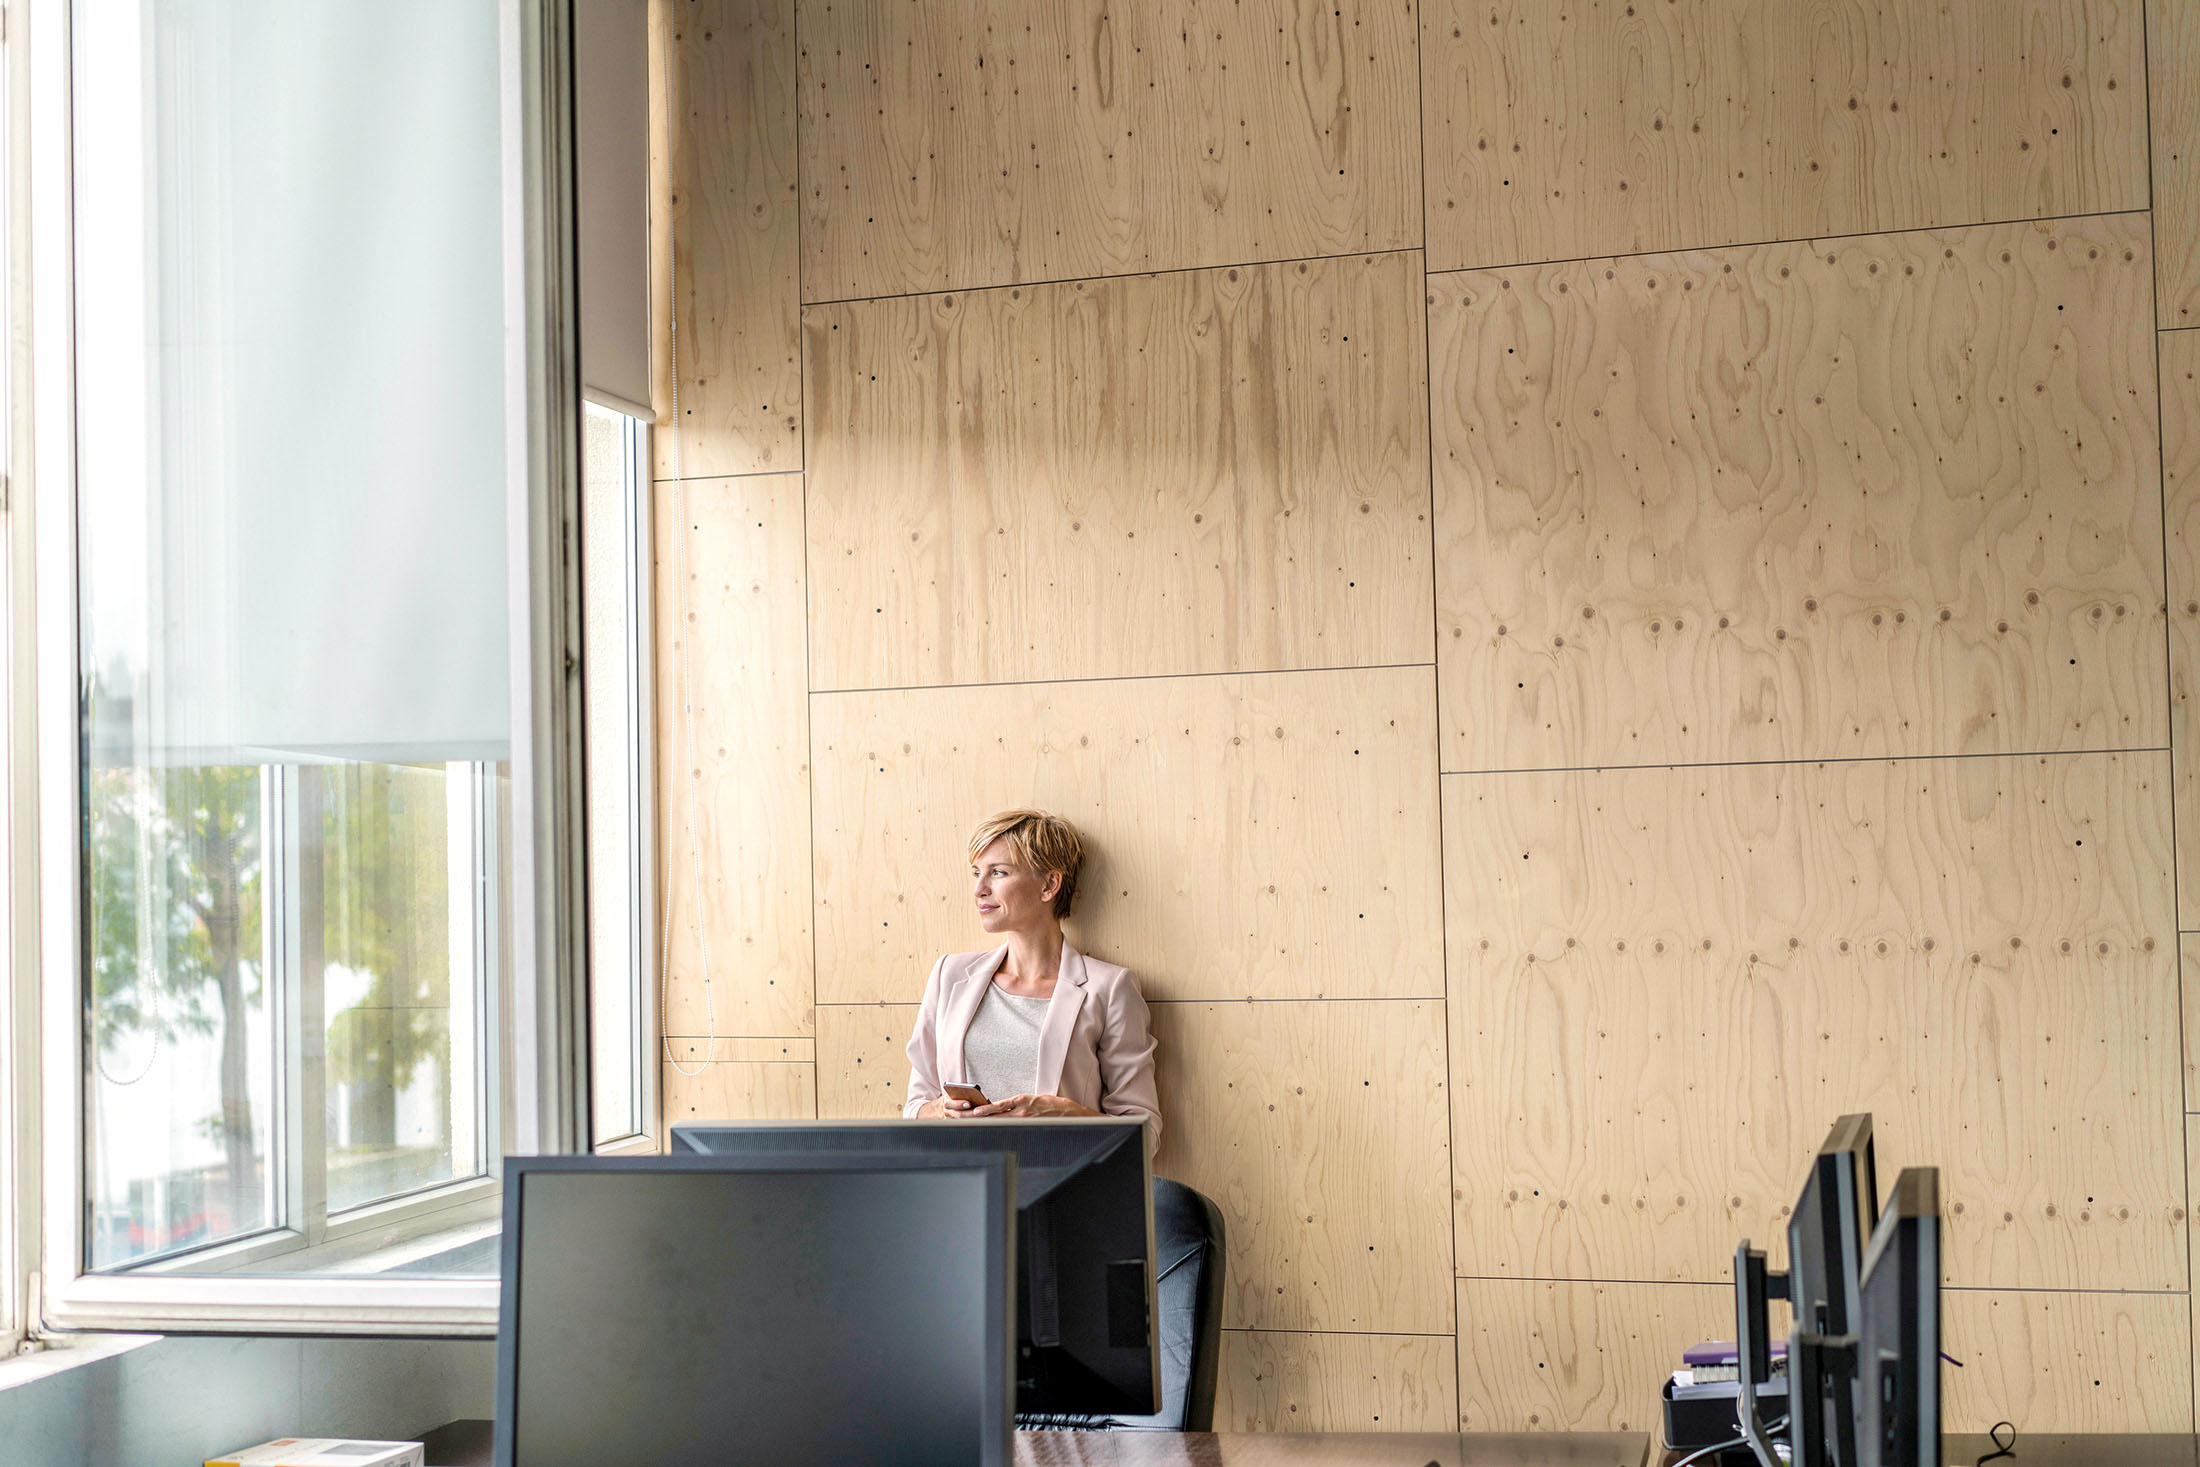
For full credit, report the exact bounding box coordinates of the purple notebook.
[1682,1339,1788,1366]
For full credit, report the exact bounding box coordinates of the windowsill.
[0,1330,162,1393]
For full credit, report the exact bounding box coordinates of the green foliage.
[88,763,262,1056]
[320,763,453,1097]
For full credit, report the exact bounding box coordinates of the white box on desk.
[207,1439,424,1467]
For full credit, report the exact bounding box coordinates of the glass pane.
[318,763,478,1213]
[582,404,643,1147]
[86,763,273,1267]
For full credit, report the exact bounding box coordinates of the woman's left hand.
[969,1093,1098,1118]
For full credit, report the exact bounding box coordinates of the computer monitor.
[1787,1113,1880,1467]
[671,1117,1157,1416]
[495,1151,1015,1467]
[1853,1168,1941,1467]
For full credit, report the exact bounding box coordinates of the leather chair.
[1020,1176,1228,1432]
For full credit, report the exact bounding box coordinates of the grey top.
[960,982,1051,1101]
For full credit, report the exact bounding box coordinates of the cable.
[1975,1420,2017,1465]
[656,1,715,1080]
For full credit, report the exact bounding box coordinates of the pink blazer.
[903,943,1163,1152]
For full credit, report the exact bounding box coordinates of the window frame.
[21,0,592,1336]
[2,0,26,1363]
[586,405,657,1157]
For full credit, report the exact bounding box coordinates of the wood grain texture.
[1420,0,2150,273]
[652,0,802,479]
[792,0,1422,302]
[1431,214,2166,774]
[1445,754,2182,1292]
[2186,939,2200,1111]
[2165,333,2200,925]
[662,1039,817,1125]
[1458,1280,2192,1433]
[1152,1000,1454,1334]
[2151,0,2200,326]
[1455,1278,1730,1433]
[1944,1288,2193,1432]
[803,252,1433,691]
[816,1003,919,1118]
[809,667,1442,1006]
[656,475,815,1037]
[1217,1330,1460,1433]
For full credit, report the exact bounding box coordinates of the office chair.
[1020,1176,1228,1432]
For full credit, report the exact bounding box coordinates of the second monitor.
[671,1116,1157,1417]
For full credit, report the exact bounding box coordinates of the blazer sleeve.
[1097,971,1163,1155]
[903,955,950,1118]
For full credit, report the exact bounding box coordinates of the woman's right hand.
[915,1095,975,1119]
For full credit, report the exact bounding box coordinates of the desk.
[1019,1434,1650,1467]
[419,1424,1650,1466]
[1656,1435,2200,1466]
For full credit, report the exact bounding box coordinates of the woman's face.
[971,838,1061,935]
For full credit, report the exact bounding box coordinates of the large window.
[14,0,611,1330]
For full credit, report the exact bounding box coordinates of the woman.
[905,809,1162,1152]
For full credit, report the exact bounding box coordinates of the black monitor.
[495,1151,1015,1467]
[1787,1113,1881,1467]
[671,1117,1157,1416]
[1854,1167,1941,1467]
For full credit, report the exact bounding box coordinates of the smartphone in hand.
[941,1082,988,1107]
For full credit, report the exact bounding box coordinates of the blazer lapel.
[940,946,1009,1084]
[1034,945,1091,1098]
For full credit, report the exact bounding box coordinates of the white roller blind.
[75,0,512,766]
[574,0,651,417]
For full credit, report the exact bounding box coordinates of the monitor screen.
[1789,1113,1878,1339]
[670,1117,1157,1417]
[1855,1167,1940,1467]
[1787,1113,1880,1467]
[495,1153,1013,1467]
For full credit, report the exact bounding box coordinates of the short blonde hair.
[967,809,1086,919]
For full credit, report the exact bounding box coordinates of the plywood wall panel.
[2150,0,2200,326]
[793,0,1423,302]
[1455,1278,1730,1433]
[1432,215,2165,774]
[1457,1279,2191,1434]
[2164,333,2200,925]
[1945,1288,2194,1433]
[804,252,1433,692]
[1445,754,2182,1293]
[1421,0,2150,274]
[1217,1330,1459,1434]
[652,0,802,480]
[655,475,815,1038]
[1153,1000,1454,1335]
[809,667,1443,1006]
[816,1003,919,1119]
[662,1039,817,1125]
[2185,939,2200,1110]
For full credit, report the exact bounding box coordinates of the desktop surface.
[430,1426,1650,1467]
[1657,1434,2200,1467]
[1017,1431,1650,1466]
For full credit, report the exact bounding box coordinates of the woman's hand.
[969,1093,1098,1118]
[915,1095,978,1119]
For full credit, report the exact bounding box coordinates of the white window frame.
[2,0,26,1362]
[587,406,657,1158]
[16,0,592,1336]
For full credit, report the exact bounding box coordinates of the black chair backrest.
[1136,1176,1228,1430]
